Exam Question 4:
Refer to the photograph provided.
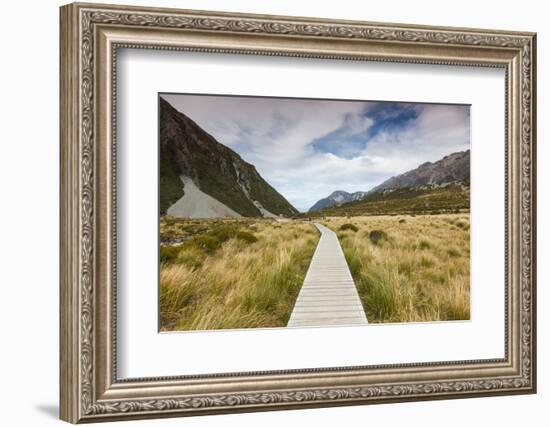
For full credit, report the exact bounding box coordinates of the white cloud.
[161,94,470,212]
[161,94,366,165]
[362,104,470,173]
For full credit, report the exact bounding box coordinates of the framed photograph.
[60,2,537,423]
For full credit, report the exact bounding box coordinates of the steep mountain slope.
[159,97,298,217]
[308,150,470,212]
[370,150,470,193]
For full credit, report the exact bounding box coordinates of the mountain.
[369,150,470,194]
[159,97,298,217]
[308,150,470,212]
[308,190,368,212]
[306,183,469,217]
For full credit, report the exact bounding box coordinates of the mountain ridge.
[308,149,470,212]
[369,149,470,194]
[308,190,368,212]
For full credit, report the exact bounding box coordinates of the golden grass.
[159,218,319,331]
[323,214,470,323]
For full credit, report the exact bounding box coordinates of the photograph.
[56,3,536,421]
[158,94,471,331]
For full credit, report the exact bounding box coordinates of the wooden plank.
[287,223,368,327]
[293,301,360,307]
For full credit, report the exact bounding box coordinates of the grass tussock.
[323,214,470,323]
[368,230,388,245]
[418,239,431,250]
[339,223,359,232]
[159,217,319,331]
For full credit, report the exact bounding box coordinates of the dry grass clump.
[159,219,319,331]
[339,223,359,232]
[418,239,431,250]
[324,214,470,323]
[368,230,387,245]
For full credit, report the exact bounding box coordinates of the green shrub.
[177,247,205,269]
[200,225,258,248]
[399,218,406,223]
[210,225,239,242]
[455,220,469,230]
[397,259,414,277]
[235,231,258,244]
[422,270,447,284]
[420,255,435,268]
[368,230,387,244]
[192,235,221,253]
[160,245,180,263]
[339,223,359,232]
[358,268,414,321]
[418,240,431,250]
[447,247,461,258]
[343,248,362,277]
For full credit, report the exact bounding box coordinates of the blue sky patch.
[311,102,422,159]
[365,102,421,138]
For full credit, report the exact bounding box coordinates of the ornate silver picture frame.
[60,2,536,423]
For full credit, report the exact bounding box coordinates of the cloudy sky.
[161,94,470,212]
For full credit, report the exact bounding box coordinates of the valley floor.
[159,213,470,331]
[323,214,470,323]
[159,217,319,331]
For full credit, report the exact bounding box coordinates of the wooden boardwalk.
[287,223,368,328]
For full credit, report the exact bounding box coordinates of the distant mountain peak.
[329,190,350,197]
[308,149,470,213]
[308,190,368,212]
